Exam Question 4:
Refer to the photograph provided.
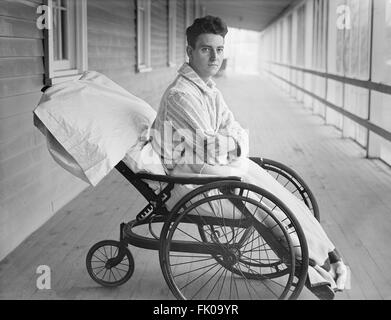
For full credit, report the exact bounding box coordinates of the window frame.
[136,0,152,73]
[44,0,88,85]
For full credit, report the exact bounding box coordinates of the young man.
[151,15,348,299]
[151,16,248,175]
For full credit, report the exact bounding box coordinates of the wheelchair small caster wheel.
[86,240,134,287]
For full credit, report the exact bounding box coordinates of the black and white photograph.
[0,0,391,305]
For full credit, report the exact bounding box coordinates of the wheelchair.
[86,157,320,300]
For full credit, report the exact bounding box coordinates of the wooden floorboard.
[1,73,391,300]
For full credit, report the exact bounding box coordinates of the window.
[44,0,88,85]
[168,0,176,67]
[137,0,152,72]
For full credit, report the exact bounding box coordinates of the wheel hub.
[105,257,117,269]
[222,247,241,266]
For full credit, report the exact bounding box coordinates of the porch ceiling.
[200,0,301,32]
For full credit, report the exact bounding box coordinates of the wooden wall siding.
[0,0,87,262]
[87,0,136,75]
[1,0,189,262]
[0,126,42,162]
[0,38,43,57]
[176,0,186,65]
[0,57,44,78]
[151,0,168,69]
[0,75,43,98]
[0,16,42,39]
[130,67,177,108]
[0,1,42,20]
[88,0,180,110]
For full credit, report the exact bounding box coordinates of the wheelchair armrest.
[249,156,265,166]
[134,172,242,185]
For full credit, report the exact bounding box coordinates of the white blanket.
[34,71,165,186]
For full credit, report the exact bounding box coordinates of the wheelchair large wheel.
[251,157,320,221]
[86,240,134,287]
[159,181,309,300]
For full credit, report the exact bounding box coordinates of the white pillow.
[34,71,157,186]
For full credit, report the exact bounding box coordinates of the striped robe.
[151,62,249,174]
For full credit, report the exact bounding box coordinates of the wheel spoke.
[94,251,107,262]
[236,264,275,299]
[95,266,106,276]
[112,266,129,273]
[217,268,229,300]
[114,266,125,278]
[235,264,254,300]
[170,256,215,267]
[117,262,130,268]
[190,264,225,300]
[248,227,256,275]
[179,262,220,291]
[92,265,106,272]
[205,266,228,300]
[241,262,294,293]
[174,261,219,278]
[91,260,105,264]
[103,246,109,259]
[97,247,109,260]
[110,269,117,281]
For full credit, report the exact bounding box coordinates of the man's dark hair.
[186,15,228,48]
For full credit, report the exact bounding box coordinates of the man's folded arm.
[217,92,249,158]
[166,91,238,164]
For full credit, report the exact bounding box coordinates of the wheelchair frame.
[86,157,319,300]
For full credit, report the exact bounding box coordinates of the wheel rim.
[160,182,308,300]
[86,240,134,287]
[261,159,320,221]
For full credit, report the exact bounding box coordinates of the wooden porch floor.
[1,73,391,300]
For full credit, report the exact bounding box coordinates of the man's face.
[187,33,225,82]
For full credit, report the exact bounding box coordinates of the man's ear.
[186,45,193,60]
